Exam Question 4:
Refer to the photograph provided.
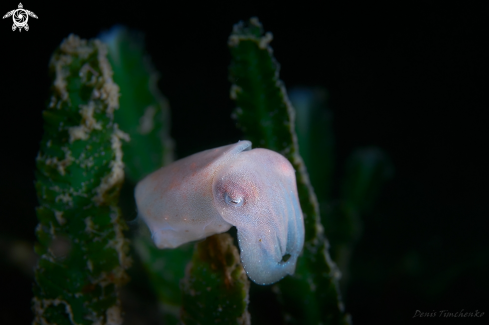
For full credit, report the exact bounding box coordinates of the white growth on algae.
[138,105,156,134]
[108,206,131,268]
[249,16,260,27]
[79,62,99,85]
[258,32,273,49]
[100,80,120,116]
[51,54,71,106]
[59,34,93,59]
[85,304,123,325]
[55,192,72,205]
[38,146,74,176]
[87,259,94,272]
[229,84,242,100]
[50,34,92,108]
[54,210,65,225]
[85,216,95,234]
[80,155,95,169]
[93,125,129,205]
[227,17,273,51]
[68,101,103,143]
[33,297,82,325]
[106,305,123,325]
[96,39,120,116]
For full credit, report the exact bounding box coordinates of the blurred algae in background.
[290,87,393,290]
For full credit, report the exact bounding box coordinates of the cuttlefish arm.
[135,141,305,285]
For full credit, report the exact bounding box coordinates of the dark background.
[1,1,488,324]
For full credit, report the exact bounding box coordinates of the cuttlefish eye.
[214,175,254,210]
[225,193,244,207]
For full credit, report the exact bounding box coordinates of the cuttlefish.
[135,140,304,285]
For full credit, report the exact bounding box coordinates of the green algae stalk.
[332,147,393,287]
[228,18,351,324]
[100,26,193,324]
[181,233,251,325]
[291,87,393,301]
[290,87,335,205]
[33,35,131,325]
[100,26,173,183]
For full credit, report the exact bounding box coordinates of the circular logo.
[13,9,27,27]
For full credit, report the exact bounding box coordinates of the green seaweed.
[290,88,393,290]
[228,18,351,324]
[100,25,173,183]
[33,35,130,325]
[290,88,335,204]
[332,147,393,286]
[99,26,193,324]
[181,233,251,325]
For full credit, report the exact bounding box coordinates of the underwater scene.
[1,2,487,324]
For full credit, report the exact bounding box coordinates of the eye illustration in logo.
[3,3,38,32]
